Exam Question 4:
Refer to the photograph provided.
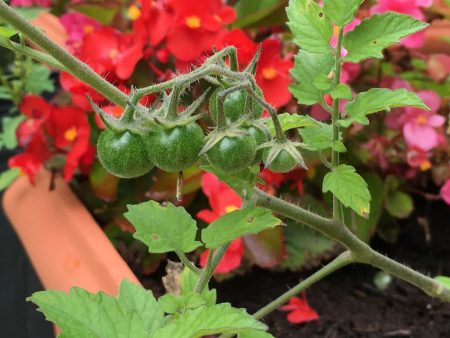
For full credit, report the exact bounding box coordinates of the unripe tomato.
[263,149,298,173]
[207,135,257,173]
[97,129,154,178]
[244,126,268,165]
[209,85,264,122]
[147,122,205,172]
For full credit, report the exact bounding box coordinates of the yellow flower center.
[64,127,77,142]
[225,205,239,213]
[83,25,94,34]
[416,115,428,125]
[186,16,201,29]
[420,160,431,171]
[128,5,141,21]
[109,48,119,60]
[214,15,222,23]
[262,67,277,80]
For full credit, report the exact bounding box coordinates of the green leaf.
[153,303,268,338]
[384,176,413,219]
[343,12,429,63]
[286,0,333,53]
[233,0,284,28]
[73,4,119,25]
[339,88,429,127]
[158,291,216,314]
[299,117,345,152]
[239,330,275,338]
[125,201,202,254]
[323,0,363,27]
[0,27,17,38]
[290,50,335,105]
[28,280,165,338]
[331,84,353,100]
[202,207,281,249]
[264,113,318,137]
[0,86,11,100]
[25,64,54,95]
[323,164,371,218]
[1,115,25,149]
[435,276,450,288]
[0,168,20,191]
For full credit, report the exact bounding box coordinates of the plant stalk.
[175,251,202,275]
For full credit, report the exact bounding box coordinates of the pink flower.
[370,0,432,48]
[406,147,431,171]
[279,295,319,324]
[440,180,450,205]
[402,91,445,151]
[11,0,52,7]
[59,12,101,51]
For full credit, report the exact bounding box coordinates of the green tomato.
[147,122,205,172]
[245,126,268,165]
[97,129,154,178]
[209,85,264,122]
[263,149,298,173]
[207,135,256,173]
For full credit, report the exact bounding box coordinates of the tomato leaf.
[239,331,275,338]
[343,12,429,63]
[25,64,54,95]
[339,88,429,127]
[264,112,318,137]
[202,207,281,249]
[153,303,268,338]
[298,117,345,153]
[323,0,363,27]
[331,84,353,100]
[286,0,333,53]
[0,27,18,38]
[323,165,371,218]
[27,280,165,338]
[125,201,202,253]
[1,115,25,150]
[290,50,335,105]
[0,168,20,191]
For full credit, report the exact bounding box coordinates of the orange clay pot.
[2,170,140,296]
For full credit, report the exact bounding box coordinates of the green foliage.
[0,26,17,38]
[290,50,335,105]
[0,115,25,150]
[331,84,353,100]
[384,176,413,219]
[0,168,20,191]
[27,280,165,338]
[125,201,202,254]
[25,64,54,95]
[264,112,317,136]
[323,0,364,27]
[299,117,345,152]
[286,0,333,53]
[72,4,118,25]
[323,165,371,218]
[340,88,429,127]
[233,0,285,29]
[343,13,429,63]
[202,207,281,249]
[153,303,268,338]
[158,291,216,314]
[435,276,450,288]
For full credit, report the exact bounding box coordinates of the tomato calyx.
[260,139,307,173]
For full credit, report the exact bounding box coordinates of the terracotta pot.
[420,19,450,55]
[2,170,140,297]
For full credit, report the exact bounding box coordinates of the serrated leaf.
[25,64,54,95]
[0,168,20,191]
[28,280,164,338]
[153,303,268,338]
[0,27,17,38]
[1,115,25,149]
[331,84,353,100]
[323,164,371,218]
[264,113,318,137]
[73,4,119,25]
[290,50,335,105]
[298,117,344,152]
[158,291,216,314]
[125,201,202,254]
[339,88,429,127]
[286,0,333,53]
[323,0,363,27]
[202,207,281,249]
[435,276,450,288]
[343,12,429,63]
[313,74,332,91]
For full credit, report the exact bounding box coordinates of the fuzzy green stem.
[0,1,129,107]
[175,251,202,275]
[253,188,450,302]
[166,86,181,120]
[194,249,215,293]
[331,27,344,222]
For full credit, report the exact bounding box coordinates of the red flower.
[80,27,143,80]
[279,295,319,324]
[222,30,293,108]
[197,173,244,273]
[166,0,236,62]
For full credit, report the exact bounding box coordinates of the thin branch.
[175,251,202,275]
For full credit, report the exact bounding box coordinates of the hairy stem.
[175,251,202,275]
[253,188,450,302]
[0,1,129,107]
[331,27,344,222]
[194,249,214,293]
